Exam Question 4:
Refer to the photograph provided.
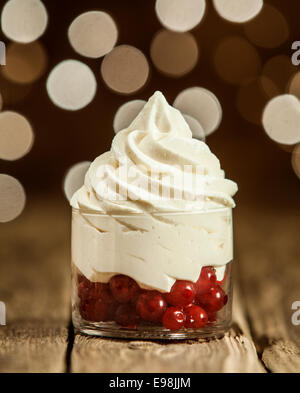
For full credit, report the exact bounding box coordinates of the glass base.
[73,312,230,340]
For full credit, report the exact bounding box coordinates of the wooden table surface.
[1,195,300,373]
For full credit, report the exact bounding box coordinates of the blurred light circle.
[47,59,97,111]
[0,111,34,160]
[113,99,146,133]
[68,11,118,58]
[1,0,48,44]
[244,4,289,49]
[174,87,222,136]
[64,161,91,201]
[1,41,47,84]
[183,114,205,141]
[101,45,149,94]
[291,144,300,179]
[262,95,300,145]
[213,0,263,23]
[0,174,26,223]
[214,36,261,85]
[236,76,278,125]
[150,30,199,77]
[288,72,300,99]
[262,55,296,93]
[155,0,206,33]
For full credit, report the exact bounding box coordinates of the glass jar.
[71,207,233,339]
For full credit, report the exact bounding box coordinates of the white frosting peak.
[127,91,192,137]
[71,91,237,214]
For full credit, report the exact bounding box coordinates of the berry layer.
[77,268,228,330]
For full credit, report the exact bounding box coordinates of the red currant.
[115,304,140,327]
[80,300,93,320]
[78,280,105,301]
[166,280,196,306]
[80,299,110,322]
[185,305,208,328]
[197,285,227,313]
[100,286,118,320]
[207,312,217,325]
[136,291,167,322]
[162,307,186,330]
[109,275,140,303]
[195,267,216,297]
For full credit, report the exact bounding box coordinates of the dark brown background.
[0,0,299,209]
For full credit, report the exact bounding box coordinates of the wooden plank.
[236,205,300,373]
[71,285,265,373]
[0,196,70,372]
[0,325,68,373]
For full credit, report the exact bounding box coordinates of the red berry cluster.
[78,266,228,331]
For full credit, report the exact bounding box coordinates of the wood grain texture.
[0,196,70,372]
[236,205,300,373]
[71,286,265,373]
[0,325,68,373]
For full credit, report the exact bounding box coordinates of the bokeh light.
[244,4,289,49]
[262,94,300,145]
[68,11,118,58]
[0,174,26,223]
[214,36,261,85]
[213,0,263,23]
[174,87,222,136]
[291,144,300,179]
[63,161,91,201]
[101,45,149,95]
[183,114,205,141]
[113,99,146,133]
[150,29,199,77]
[262,55,296,92]
[1,0,48,44]
[155,0,206,33]
[287,72,300,99]
[236,76,278,125]
[0,111,34,161]
[1,41,48,84]
[47,59,97,111]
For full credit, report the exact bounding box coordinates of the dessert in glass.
[71,92,238,339]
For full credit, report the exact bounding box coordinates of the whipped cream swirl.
[71,91,237,214]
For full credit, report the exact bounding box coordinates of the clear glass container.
[71,207,233,339]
